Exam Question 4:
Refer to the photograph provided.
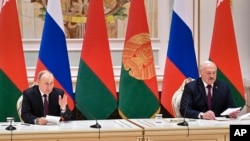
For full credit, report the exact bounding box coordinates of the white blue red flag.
[34,0,74,110]
[161,0,199,117]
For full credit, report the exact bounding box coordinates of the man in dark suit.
[180,60,240,120]
[21,70,72,125]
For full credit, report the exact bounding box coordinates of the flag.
[75,0,117,119]
[0,0,28,121]
[161,0,199,117]
[209,0,245,107]
[34,0,74,110]
[118,0,160,119]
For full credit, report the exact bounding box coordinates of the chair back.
[172,78,194,118]
[16,95,23,122]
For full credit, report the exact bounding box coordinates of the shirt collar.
[202,81,213,88]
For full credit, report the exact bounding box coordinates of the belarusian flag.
[0,0,28,122]
[161,0,198,117]
[75,0,117,119]
[118,0,160,119]
[209,0,245,107]
[34,0,74,110]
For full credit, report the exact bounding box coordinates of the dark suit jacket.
[180,78,236,119]
[21,85,72,124]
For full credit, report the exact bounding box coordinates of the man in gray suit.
[21,70,72,124]
[180,60,240,120]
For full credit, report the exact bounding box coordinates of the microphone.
[177,99,189,126]
[80,107,101,129]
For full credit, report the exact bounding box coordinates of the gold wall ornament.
[20,0,157,39]
[123,33,156,80]
[31,0,130,38]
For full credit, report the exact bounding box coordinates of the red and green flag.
[75,0,117,119]
[118,0,160,119]
[0,0,28,122]
[209,0,245,107]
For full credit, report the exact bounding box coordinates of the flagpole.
[197,0,201,65]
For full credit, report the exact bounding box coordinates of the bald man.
[180,60,240,120]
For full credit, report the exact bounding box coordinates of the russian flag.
[161,0,199,117]
[34,0,74,110]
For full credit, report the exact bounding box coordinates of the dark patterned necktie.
[206,85,212,110]
[43,94,48,116]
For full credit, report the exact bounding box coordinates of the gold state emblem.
[123,33,156,80]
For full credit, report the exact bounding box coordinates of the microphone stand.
[90,119,101,139]
[177,118,188,126]
[177,100,189,126]
[177,100,190,137]
[90,119,101,128]
[84,109,102,139]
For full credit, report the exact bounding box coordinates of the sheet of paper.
[46,115,60,124]
[238,112,250,120]
[220,107,241,116]
[215,117,230,121]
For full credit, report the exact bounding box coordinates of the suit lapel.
[211,83,219,110]
[34,86,45,116]
[197,79,208,108]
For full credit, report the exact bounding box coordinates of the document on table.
[215,117,230,121]
[46,115,60,124]
[238,112,250,120]
[220,107,241,116]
